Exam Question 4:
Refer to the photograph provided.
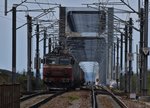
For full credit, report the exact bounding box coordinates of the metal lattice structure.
[66,37,107,84]
[67,11,106,33]
[59,7,114,84]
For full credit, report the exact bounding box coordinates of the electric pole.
[27,15,32,92]
[142,0,149,96]
[124,25,128,93]
[12,5,17,84]
[35,23,40,90]
[120,33,123,90]
[48,38,51,54]
[120,33,123,70]
[116,37,119,89]
[136,44,139,93]
[43,28,47,56]
[128,18,133,93]
[113,43,116,80]
[139,8,144,94]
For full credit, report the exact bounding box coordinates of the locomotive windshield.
[59,58,70,65]
[46,58,57,64]
[45,55,73,65]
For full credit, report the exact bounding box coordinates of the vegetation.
[16,70,46,92]
[0,69,46,92]
[1,68,150,94]
[0,69,12,84]
[119,69,150,95]
[131,70,150,95]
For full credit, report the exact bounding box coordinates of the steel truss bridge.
[59,7,114,84]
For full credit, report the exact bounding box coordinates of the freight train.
[43,52,85,89]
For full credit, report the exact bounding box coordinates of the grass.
[68,95,79,102]
[0,73,10,84]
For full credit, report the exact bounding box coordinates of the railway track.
[20,90,66,108]
[20,86,128,108]
[92,86,128,108]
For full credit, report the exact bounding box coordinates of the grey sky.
[0,0,149,73]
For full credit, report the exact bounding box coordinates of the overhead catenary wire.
[33,6,58,19]
[85,4,140,32]
[25,1,59,5]
[100,5,139,31]
[119,0,139,14]
[34,0,49,19]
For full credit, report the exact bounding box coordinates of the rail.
[29,91,66,108]
[99,86,128,108]
[90,86,97,108]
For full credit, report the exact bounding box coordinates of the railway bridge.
[59,7,114,85]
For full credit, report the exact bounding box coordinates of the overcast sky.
[0,0,149,73]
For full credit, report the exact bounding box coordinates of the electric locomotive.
[43,52,84,89]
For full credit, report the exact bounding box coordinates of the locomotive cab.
[43,53,84,89]
[43,54,74,89]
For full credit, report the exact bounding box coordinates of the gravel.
[121,97,150,108]
[97,94,121,108]
[20,94,52,108]
[24,90,150,108]
[40,90,92,108]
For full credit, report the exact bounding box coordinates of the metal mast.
[27,15,32,92]
[142,0,149,96]
[43,28,47,56]
[128,18,133,93]
[124,25,128,93]
[12,5,17,83]
[35,23,40,90]
[116,37,119,89]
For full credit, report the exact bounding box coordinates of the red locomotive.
[43,53,84,89]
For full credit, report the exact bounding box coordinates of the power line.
[34,0,50,20]
[25,1,59,5]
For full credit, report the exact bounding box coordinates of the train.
[43,51,85,89]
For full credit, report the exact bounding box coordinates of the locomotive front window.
[59,58,70,65]
[46,58,56,64]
